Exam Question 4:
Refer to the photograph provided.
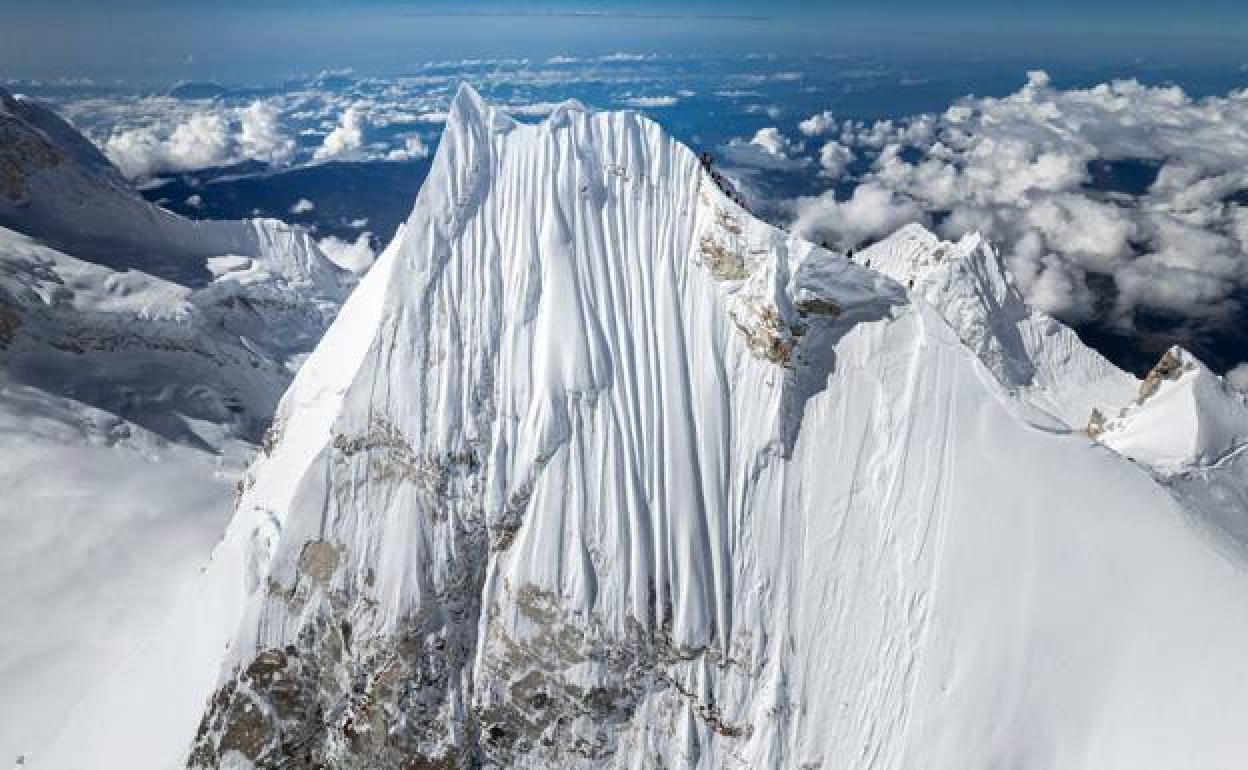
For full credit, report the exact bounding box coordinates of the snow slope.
[856,225,1248,553]
[0,92,351,765]
[0,377,241,765]
[1091,347,1248,558]
[1096,346,1248,473]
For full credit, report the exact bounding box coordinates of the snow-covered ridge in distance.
[0,87,354,765]
[1,87,348,287]
[35,85,1248,770]
[0,85,354,445]
[857,222,1141,433]
[859,222,1248,534]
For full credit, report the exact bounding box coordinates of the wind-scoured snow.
[25,86,1248,770]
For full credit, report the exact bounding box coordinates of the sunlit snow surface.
[27,87,1248,770]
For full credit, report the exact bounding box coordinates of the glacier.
[15,85,1248,770]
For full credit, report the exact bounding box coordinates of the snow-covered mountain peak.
[2,91,68,207]
[446,82,519,135]
[858,221,984,284]
[853,223,1245,481]
[0,91,352,445]
[1095,346,1248,473]
[862,220,1248,476]
[1140,346,1201,400]
[37,89,1248,770]
[857,222,1036,384]
[410,83,896,376]
[1,87,130,206]
[0,88,350,293]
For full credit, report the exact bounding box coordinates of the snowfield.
[6,85,1248,770]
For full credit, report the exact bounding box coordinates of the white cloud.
[236,101,295,166]
[721,127,810,171]
[744,104,784,120]
[599,52,657,62]
[622,95,679,108]
[386,134,430,161]
[799,110,837,136]
[317,232,375,273]
[185,194,202,208]
[1025,69,1052,89]
[817,140,855,178]
[313,106,367,161]
[792,72,1248,335]
[1022,194,1135,270]
[314,67,355,83]
[290,198,315,214]
[105,112,229,177]
[752,127,799,157]
[944,105,973,123]
[102,98,296,178]
[840,115,936,150]
[792,182,927,250]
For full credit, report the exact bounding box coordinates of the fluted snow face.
[62,87,1248,770]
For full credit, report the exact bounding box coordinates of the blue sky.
[3,0,1246,85]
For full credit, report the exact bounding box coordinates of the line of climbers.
[699,152,888,277]
[699,152,750,211]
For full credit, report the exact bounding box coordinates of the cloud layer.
[313,105,367,161]
[721,127,810,171]
[791,73,1248,345]
[103,98,295,177]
